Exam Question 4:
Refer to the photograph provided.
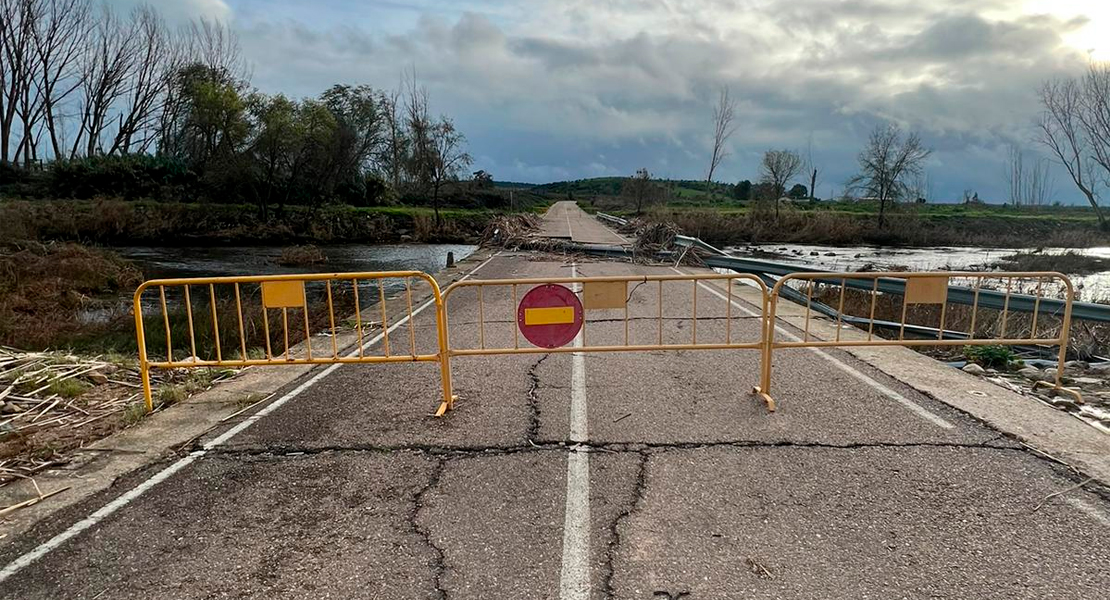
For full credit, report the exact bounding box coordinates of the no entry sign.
[518,284,584,348]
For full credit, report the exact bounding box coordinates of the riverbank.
[0,198,508,246]
[627,202,1110,248]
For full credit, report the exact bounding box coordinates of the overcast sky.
[116,0,1106,202]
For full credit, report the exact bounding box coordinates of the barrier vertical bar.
[209,284,222,362]
[657,280,663,346]
[999,278,1013,338]
[352,279,365,358]
[134,288,153,412]
[512,284,520,349]
[406,278,417,357]
[326,281,338,359]
[725,278,732,345]
[1031,279,1043,339]
[184,285,197,359]
[835,278,846,343]
[302,283,313,361]
[804,282,814,342]
[261,301,273,360]
[282,307,290,360]
[379,280,391,357]
[235,283,247,361]
[692,279,698,345]
[159,285,172,361]
[867,278,878,341]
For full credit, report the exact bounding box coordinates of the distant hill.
[532,177,733,197]
[491,181,538,189]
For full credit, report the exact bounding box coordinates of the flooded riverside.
[729,243,1110,300]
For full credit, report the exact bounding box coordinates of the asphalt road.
[538,201,629,245]
[2,206,1109,599]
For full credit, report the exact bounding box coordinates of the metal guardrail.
[594,212,1110,323]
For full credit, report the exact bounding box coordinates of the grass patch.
[47,377,90,399]
[964,345,1020,369]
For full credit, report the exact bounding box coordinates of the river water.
[117,243,477,280]
[727,243,1110,301]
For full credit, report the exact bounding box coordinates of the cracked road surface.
[3,212,1110,598]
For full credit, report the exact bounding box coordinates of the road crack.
[408,456,450,600]
[602,451,649,599]
[526,354,551,444]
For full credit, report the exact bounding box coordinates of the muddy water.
[728,243,1110,300]
[117,243,477,280]
[86,244,477,322]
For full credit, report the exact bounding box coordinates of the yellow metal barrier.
[441,272,773,410]
[132,271,451,412]
[756,271,1083,408]
[133,267,1084,419]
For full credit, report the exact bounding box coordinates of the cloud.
[105,0,232,24]
[222,0,1096,201]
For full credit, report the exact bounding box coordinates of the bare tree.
[380,86,406,190]
[184,18,247,83]
[706,85,737,197]
[109,5,180,154]
[759,149,802,218]
[848,123,932,227]
[805,133,820,201]
[1005,144,1054,206]
[0,0,37,164]
[31,0,90,160]
[427,116,471,222]
[1038,73,1106,227]
[72,5,138,157]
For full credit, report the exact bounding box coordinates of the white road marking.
[559,262,591,600]
[0,253,500,585]
[1065,497,1110,527]
[672,268,954,429]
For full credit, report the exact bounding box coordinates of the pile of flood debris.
[0,347,231,491]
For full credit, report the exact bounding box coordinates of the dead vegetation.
[994,250,1110,276]
[0,241,143,350]
[0,346,234,490]
[276,245,327,266]
[480,213,542,248]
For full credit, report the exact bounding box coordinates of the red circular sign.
[518,284,584,349]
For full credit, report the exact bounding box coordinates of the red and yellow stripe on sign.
[524,306,576,326]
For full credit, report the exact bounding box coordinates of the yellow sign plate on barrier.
[524,306,576,326]
[261,280,306,308]
[582,280,627,310]
[904,276,949,305]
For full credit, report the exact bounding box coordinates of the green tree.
[734,179,752,201]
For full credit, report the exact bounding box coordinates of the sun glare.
[1026,0,1110,60]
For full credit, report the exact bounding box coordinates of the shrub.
[964,345,1019,369]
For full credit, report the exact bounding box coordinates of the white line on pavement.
[0,253,500,585]
[1065,497,1110,527]
[559,262,591,600]
[672,268,954,429]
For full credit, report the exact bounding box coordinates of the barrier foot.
[1033,382,1084,405]
[752,386,776,412]
[434,394,460,417]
